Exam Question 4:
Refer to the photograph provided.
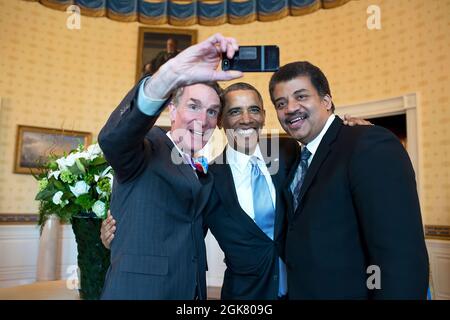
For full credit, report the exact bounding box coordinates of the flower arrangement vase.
[71,213,110,300]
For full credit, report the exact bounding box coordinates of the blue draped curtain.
[25,0,352,26]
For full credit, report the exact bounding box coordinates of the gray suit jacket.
[98,84,212,299]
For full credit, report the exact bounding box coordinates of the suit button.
[273,275,278,281]
[192,256,197,262]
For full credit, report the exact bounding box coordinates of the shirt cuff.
[137,77,167,116]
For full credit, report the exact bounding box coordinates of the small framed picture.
[135,27,198,82]
[14,125,92,174]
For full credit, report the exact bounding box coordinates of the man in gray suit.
[98,34,242,299]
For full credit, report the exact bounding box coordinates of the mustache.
[284,111,309,125]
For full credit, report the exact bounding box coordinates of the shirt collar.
[304,114,335,157]
[166,131,205,159]
[226,143,264,173]
[166,131,185,157]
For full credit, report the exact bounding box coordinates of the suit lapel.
[161,130,202,209]
[264,149,285,240]
[294,117,343,217]
[211,150,269,240]
[195,171,213,217]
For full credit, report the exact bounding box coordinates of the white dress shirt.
[226,144,276,219]
[226,144,287,296]
[290,114,336,194]
[166,131,202,175]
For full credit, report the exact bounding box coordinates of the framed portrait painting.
[14,125,92,174]
[135,27,198,83]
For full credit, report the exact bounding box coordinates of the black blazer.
[284,116,429,299]
[204,138,299,299]
[98,83,212,299]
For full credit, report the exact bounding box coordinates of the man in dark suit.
[100,81,370,299]
[101,82,299,299]
[98,34,242,299]
[269,61,429,299]
[204,83,299,299]
[151,38,180,74]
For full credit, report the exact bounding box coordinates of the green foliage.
[60,170,75,184]
[34,144,114,233]
[97,178,111,194]
[75,194,96,211]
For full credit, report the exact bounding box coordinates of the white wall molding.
[0,225,77,288]
[426,239,450,300]
[335,93,420,195]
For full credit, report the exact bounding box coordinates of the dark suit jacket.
[284,116,429,299]
[204,138,299,299]
[98,83,212,300]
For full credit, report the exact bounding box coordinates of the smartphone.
[222,45,279,72]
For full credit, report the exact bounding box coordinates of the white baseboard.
[0,225,77,288]
[426,239,450,300]
[1,225,448,300]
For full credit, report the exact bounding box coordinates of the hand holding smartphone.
[222,45,279,72]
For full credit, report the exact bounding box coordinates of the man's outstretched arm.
[98,34,242,183]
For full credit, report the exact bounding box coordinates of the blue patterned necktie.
[251,157,287,296]
[250,157,275,239]
[292,147,312,211]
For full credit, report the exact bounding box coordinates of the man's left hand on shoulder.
[343,114,374,126]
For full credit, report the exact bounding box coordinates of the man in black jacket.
[101,82,299,299]
[204,82,298,299]
[270,61,429,299]
[101,80,371,299]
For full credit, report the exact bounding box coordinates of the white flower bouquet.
[35,143,113,229]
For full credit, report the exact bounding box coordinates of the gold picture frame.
[14,125,92,174]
